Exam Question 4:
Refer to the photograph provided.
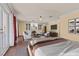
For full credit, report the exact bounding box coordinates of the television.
[51,24,57,30]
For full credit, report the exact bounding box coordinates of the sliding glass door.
[0,6,3,54]
[0,5,9,55]
[2,9,9,49]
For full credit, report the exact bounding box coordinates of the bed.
[27,38,79,56]
[30,37,59,46]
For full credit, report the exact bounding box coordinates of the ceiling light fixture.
[39,16,42,21]
[49,16,53,18]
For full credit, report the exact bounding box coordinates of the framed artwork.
[51,24,57,30]
[68,18,79,34]
[76,18,79,34]
[68,26,75,33]
[68,19,76,33]
[76,27,79,33]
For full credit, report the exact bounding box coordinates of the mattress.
[63,48,79,56]
[28,38,68,56]
[34,41,71,56]
[59,41,79,56]
[34,41,79,56]
[28,38,79,56]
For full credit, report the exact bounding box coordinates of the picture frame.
[76,18,79,34]
[68,18,79,34]
[68,19,76,34]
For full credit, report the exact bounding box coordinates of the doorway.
[44,26,47,33]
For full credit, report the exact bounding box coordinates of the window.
[26,24,31,30]
[26,24,28,30]
[38,25,42,30]
[31,23,38,30]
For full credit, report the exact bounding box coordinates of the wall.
[47,20,59,31]
[18,21,26,35]
[18,9,79,41]
[18,19,60,35]
[47,20,60,36]
[59,10,79,41]
[18,21,47,35]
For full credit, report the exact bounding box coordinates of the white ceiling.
[12,3,79,23]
